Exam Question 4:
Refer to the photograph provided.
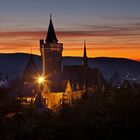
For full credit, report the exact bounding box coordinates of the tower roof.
[83,40,88,66]
[46,15,58,43]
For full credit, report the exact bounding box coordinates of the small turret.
[82,40,88,66]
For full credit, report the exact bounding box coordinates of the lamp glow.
[38,76,45,84]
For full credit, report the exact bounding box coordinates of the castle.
[12,16,104,109]
[38,15,104,109]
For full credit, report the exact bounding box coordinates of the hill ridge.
[0,53,139,79]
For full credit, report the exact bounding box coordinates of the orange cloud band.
[0,31,139,61]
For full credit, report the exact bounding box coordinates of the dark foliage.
[0,83,140,140]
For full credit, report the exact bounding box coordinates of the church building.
[38,15,104,109]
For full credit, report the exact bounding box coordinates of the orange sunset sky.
[0,0,140,61]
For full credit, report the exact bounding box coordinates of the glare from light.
[38,76,45,84]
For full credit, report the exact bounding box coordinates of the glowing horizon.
[0,0,140,61]
[0,30,139,61]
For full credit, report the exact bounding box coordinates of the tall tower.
[82,40,88,66]
[40,15,63,76]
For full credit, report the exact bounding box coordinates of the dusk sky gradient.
[0,0,140,60]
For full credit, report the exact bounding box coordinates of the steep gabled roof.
[22,56,39,80]
[46,15,58,43]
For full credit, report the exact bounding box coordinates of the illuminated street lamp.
[38,76,45,84]
[37,75,45,92]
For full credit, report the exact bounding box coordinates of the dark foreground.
[0,83,140,140]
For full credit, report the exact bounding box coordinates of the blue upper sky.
[0,0,140,31]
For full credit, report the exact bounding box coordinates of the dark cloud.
[0,22,140,38]
[104,16,140,21]
[0,21,140,48]
[77,23,140,37]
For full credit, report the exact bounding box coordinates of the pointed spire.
[83,40,88,66]
[46,14,58,43]
[84,40,87,58]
